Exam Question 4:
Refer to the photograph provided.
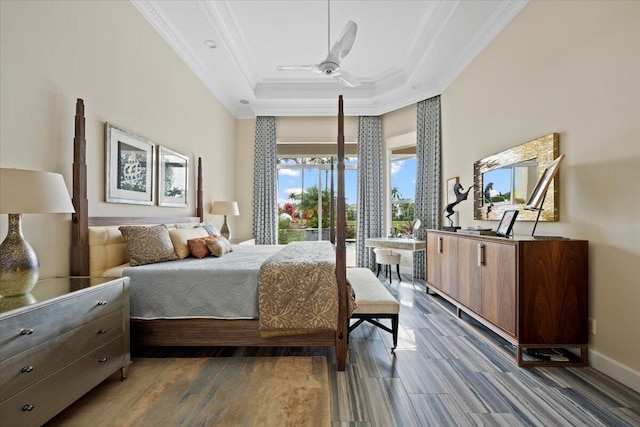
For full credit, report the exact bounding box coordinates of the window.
[389,146,416,237]
[277,156,357,266]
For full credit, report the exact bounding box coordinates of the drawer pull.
[22,404,35,412]
[97,300,108,306]
[98,357,108,363]
[21,366,34,373]
[437,236,443,253]
[98,328,107,335]
[20,328,34,335]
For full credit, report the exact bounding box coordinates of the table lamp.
[0,168,75,297]
[210,201,239,240]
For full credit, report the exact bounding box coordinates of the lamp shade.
[0,168,75,214]
[211,201,239,216]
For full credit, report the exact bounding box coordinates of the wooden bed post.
[336,95,348,371]
[70,98,89,278]
[197,157,203,222]
[330,158,335,244]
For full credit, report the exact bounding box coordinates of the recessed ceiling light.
[204,40,217,49]
[411,84,422,90]
[239,99,250,105]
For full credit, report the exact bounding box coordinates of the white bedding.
[122,245,282,320]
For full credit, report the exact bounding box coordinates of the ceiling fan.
[276,1,361,88]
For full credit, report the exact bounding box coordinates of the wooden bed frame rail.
[70,97,349,370]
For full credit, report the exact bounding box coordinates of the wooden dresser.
[425,229,588,366]
[0,277,130,426]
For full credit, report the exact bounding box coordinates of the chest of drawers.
[0,277,130,426]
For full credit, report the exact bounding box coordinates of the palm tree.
[391,186,402,202]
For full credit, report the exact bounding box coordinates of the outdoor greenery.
[277,156,358,244]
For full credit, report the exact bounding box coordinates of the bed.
[69,97,351,370]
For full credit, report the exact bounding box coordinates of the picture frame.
[525,154,565,210]
[496,209,519,237]
[105,123,155,205]
[158,146,189,207]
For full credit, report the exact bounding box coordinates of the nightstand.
[0,276,130,427]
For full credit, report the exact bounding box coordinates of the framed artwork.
[158,146,189,207]
[496,209,519,237]
[105,123,155,205]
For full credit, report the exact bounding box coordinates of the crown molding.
[132,0,243,117]
[436,0,528,90]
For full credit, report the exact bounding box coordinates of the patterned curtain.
[356,116,384,270]
[253,116,277,245]
[414,96,441,280]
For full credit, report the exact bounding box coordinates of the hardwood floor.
[134,275,640,426]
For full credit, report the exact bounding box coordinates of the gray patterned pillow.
[119,224,178,266]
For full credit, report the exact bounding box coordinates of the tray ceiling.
[133,0,527,118]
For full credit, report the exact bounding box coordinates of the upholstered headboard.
[87,218,202,277]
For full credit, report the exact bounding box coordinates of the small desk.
[365,238,426,252]
[365,238,426,283]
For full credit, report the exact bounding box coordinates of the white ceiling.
[133,0,527,118]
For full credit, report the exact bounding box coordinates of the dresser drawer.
[0,308,124,402]
[0,335,125,427]
[0,280,124,360]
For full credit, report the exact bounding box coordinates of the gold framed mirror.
[473,133,559,221]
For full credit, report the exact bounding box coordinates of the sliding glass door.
[277,157,357,266]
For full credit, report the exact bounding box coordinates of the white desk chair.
[373,248,401,283]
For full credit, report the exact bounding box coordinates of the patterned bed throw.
[259,241,342,337]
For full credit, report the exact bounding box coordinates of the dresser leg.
[120,366,129,381]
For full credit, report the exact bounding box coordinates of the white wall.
[441,1,640,387]
[0,1,235,277]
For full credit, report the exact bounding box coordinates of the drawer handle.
[97,300,108,306]
[21,366,34,373]
[22,404,35,412]
[437,236,443,253]
[20,328,34,335]
[477,243,485,266]
[97,328,107,335]
[98,357,108,363]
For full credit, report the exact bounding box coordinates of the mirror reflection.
[482,159,538,207]
[473,133,560,221]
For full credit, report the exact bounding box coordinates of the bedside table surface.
[0,277,118,316]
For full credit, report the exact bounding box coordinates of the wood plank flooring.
[47,357,330,427]
[135,275,640,426]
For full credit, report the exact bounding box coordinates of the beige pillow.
[168,227,209,259]
[205,236,233,257]
[119,225,178,266]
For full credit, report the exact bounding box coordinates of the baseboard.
[590,349,640,393]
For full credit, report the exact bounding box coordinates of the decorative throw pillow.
[168,227,209,259]
[198,224,220,236]
[187,234,219,259]
[205,235,233,257]
[119,224,178,266]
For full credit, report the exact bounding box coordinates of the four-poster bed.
[70,96,350,370]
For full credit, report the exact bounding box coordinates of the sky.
[277,157,417,209]
[390,157,416,202]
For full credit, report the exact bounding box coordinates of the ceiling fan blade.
[277,64,321,73]
[329,21,357,61]
[334,69,361,88]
